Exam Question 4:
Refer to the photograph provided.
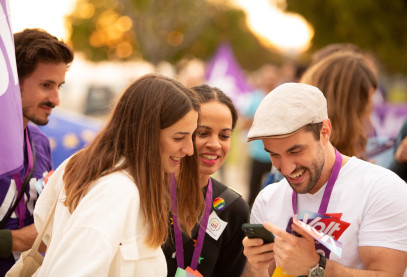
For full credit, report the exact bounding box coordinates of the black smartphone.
[241,223,275,244]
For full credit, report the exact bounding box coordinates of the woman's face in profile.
[159,110,198,174]
[195,101,233,177]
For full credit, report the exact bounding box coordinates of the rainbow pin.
[213,197,225,211]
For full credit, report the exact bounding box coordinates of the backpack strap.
[213,187,241,213]
[0,141,36,229]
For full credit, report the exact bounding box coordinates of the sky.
[9,0,312,55]
[9,0,74,39]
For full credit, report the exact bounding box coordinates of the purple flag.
[371,103,407,138]
[205,42,253,112]
[0,0,24,177]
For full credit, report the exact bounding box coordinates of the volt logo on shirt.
[206,211,227,240]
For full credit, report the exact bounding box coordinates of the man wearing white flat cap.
[242,83,407,277]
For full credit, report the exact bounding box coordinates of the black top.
[163,177,250,277]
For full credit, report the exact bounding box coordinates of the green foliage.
[286,0,407,74]
[67,0,280,69]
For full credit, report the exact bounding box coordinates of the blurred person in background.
[389,117,407,181]
[32,74,204,276]
[241,64,280,207]
[300,50,378,159]
[163,84,250,276]
[310,43,384,106]
[177,59,206,88]
[310,43,360,66]
[0,28,73,275]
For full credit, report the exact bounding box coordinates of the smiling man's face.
[20,62,67,128]
[263,127,327,194]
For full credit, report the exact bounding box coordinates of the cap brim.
[247,127,304,142]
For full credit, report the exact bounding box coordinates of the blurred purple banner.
[0,0,24,177]
[205,42,253,112]
[372,103,407,138]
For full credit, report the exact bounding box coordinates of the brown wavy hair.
[63,74,204,247]
[300,51,377,158]
[14,28,74,81]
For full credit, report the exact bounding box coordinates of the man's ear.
[320,119,332,143]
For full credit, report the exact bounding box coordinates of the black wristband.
[0,229,12,258]
[319,253,327,269]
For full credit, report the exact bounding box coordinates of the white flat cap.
[247,82,328,141]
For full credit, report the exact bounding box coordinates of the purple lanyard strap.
[171,175,213,270]
[12,129,33,228]
[292,148,342,215]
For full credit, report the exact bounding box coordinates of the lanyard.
[171,175,213,270]
[12,128,33,228]
[292,148,342,215]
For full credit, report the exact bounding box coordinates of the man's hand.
[264,222,319,276]
[242,231,275,276]
[395,137,407,164]
[11,224,38,252]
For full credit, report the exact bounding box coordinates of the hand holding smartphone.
[241,223,275,244]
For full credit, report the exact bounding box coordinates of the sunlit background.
[232,0,313,55]
[7,0,407,199]
[9,0,312,55]
[7,0,315,198]
[10,0,74,40]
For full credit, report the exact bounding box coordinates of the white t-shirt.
[34,159,167,276]
[251,157,407,273]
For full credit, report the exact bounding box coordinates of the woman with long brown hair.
[33,74,204,276]
[300,51,378,158]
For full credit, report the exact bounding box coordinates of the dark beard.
[28,116,49,126]
[287,145,325,194]
[23,110,50,126]
[23,102,54,126]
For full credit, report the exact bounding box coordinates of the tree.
[285,0,407,74]
[67,0,281,70]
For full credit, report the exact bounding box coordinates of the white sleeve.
[250,190,266,224]
[38,173,140,276]
[359,172,407,252]
[41,226,115,276]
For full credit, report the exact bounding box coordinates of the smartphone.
[241,223,275,244]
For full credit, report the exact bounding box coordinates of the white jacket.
[34,159,167,276]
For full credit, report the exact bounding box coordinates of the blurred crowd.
[48,43,407,202]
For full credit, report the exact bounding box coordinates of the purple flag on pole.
[205,42,253,112]
[0,0,24,177]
